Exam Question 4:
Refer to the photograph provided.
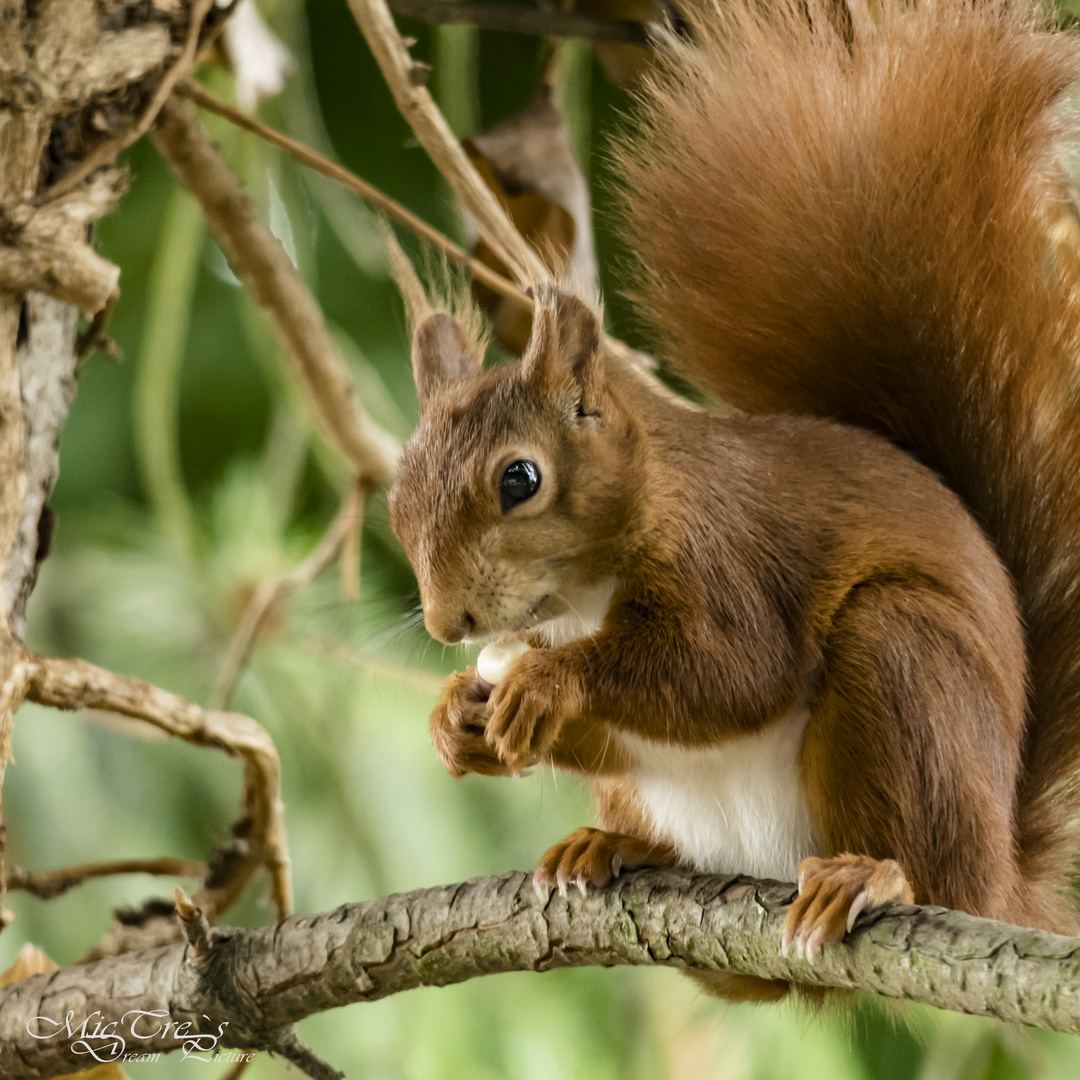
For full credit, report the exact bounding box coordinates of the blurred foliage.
[2,1,1080,1077]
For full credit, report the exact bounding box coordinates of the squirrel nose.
[425,608,476,644]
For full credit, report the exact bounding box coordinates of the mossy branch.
[2,869,1079,1078]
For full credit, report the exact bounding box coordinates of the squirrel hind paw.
[535,827,678,894]
[781,854,913,962]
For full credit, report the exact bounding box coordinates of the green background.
[3,1,1080,1077]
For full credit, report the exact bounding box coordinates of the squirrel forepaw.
[430,669,507,778]
[484,651,581,773]
[781,854,914,962]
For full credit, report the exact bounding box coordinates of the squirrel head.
[389,287,644,644]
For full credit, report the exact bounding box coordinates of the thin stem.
[9,858,207,901]
[178,81,681,403]
[24,651,293,919]
[433,24,480,139]
[133,187,205,567]
[346,0,549,284]
[178,81,532,308]
[387,0,652,43]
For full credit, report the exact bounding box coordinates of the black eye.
[499,459,541,513]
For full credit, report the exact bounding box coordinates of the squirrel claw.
[532,869,554,903]
[780,925,795,958]
[782,854,913,959]
[535,827,678,897]
[804,926,826,964]
[846,888,870,933]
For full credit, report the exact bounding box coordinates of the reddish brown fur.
[619,0,1080,928]
[389,0,1080,1003]
[393,289,1042,914]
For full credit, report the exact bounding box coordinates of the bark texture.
[0,0,216,646]
[1,869,1079,1078]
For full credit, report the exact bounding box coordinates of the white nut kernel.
[476,638,531,685]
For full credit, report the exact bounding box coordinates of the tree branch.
[178,83,677,405]
[1,869,1079,1078]
[386,0,653,44]
[152,95,401,487]
[22,652,292,921]
[347,0,549,284]
[348,0,694,408]
[8,858,207,902]
[0,171,124,312]
[38,0,214,203]
[178,80,534,310]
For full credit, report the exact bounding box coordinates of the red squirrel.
[388,0,1080,1001]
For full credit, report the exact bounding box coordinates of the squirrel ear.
[411,313,482,407]
[521,288,603,399]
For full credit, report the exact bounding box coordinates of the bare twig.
[378,214,432,322]
[8,857,207,901]
[347,0,549,285]
[23,652,292,920]
[388,0,653,42]
[270,1031,344,1080]
[340,489,363,600]
[179,82,680,406]
[153,96,400,485]
[346,0,696,408]
[219,1058,255,1080]
[174,886,214,957]
[74,288,121,360]
[39,0,214,204]
[213,485,364,710]
[179,81,531,308]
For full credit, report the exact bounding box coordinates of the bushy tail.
[618,0,1080,909]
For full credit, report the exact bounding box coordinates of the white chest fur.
[533,578,617,647]
[619,705,819,881]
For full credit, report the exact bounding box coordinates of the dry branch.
[348,0,693,407]
[152,95,400,486]
[347,0,549,284]
[0,171,125,312]
[9,859,207,902]
[39,0,214,203]
[1,869,1079,1079]
[174,887,214,958]
[387,0,653,42]
[179,81,533,309]
[23,652,292,921]
[0,0,233,924]
[0,0,283,976]
[182,82,682,410]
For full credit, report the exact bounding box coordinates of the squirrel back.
[617,0,1080,892]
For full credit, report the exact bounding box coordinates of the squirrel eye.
[499,459,541,513]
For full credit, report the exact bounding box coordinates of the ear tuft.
[521,287,603,394]
[412,313,483,407]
